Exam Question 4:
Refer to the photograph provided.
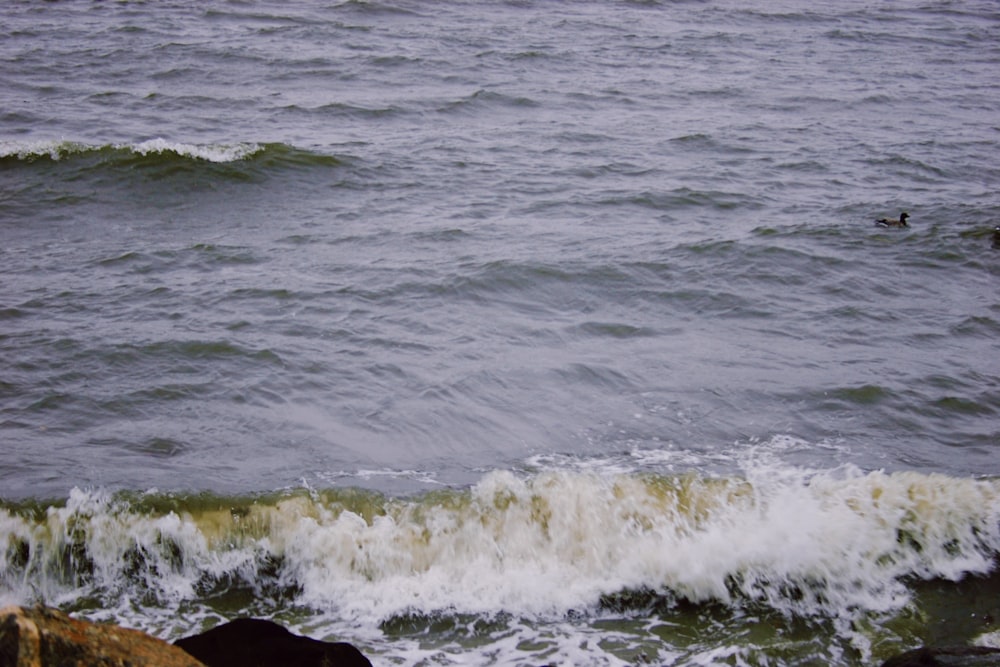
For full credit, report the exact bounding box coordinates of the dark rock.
[175,618,372,667]
[880,646,1000,667]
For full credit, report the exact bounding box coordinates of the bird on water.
[875,212,909,227]
[993,226,1000,249]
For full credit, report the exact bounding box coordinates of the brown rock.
[0,605,205,667]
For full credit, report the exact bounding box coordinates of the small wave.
[609,187,766,211]
[826,384,892,406]
[440,89,541,115]
[0,138,262,163]
[569,321,658,339]
[0,140,344,183]
[130,138,263,163]
[280,101,405,120]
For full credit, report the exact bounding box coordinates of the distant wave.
[2,465,998,624]
[1,138,263,163]
[0,139,343,177]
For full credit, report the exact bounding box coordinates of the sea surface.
[2,1,1000,665]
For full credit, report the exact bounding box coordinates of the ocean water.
[2,1,1000,665]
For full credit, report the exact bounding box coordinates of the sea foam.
[2,460,998,625]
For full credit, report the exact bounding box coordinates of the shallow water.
[2,1,1000,664]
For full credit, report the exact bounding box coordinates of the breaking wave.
[3,464,998,626]
[0,139,344,181]
[1,138,264,163]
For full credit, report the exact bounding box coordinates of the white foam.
[127,138,262,162]
[270,466,1000,625]
[0,138,262,162]
[0,139,85,160]
[2,457,999,630]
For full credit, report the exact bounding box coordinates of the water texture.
[2,2,1000,665]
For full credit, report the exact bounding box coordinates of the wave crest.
[0,138,263,163]
[2,467,998,624]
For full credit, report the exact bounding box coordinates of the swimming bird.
[875,212,909,227]
[993,226,1000,249]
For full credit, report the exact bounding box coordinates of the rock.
[0,605,205,667]
[880,646,1000,667]
[174,618,372,667]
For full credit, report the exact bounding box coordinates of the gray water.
[2,2,1000,665]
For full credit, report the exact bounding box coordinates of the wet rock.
[0,604,205,667]
[880,646,1000,667]
[175,618,372,667]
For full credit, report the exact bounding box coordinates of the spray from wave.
[3,463,998,626]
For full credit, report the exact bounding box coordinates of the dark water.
[2,2,1000,665]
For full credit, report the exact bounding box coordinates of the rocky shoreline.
[1,606,201,667]
[0,606,371,667]
[4,604,1000,667]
